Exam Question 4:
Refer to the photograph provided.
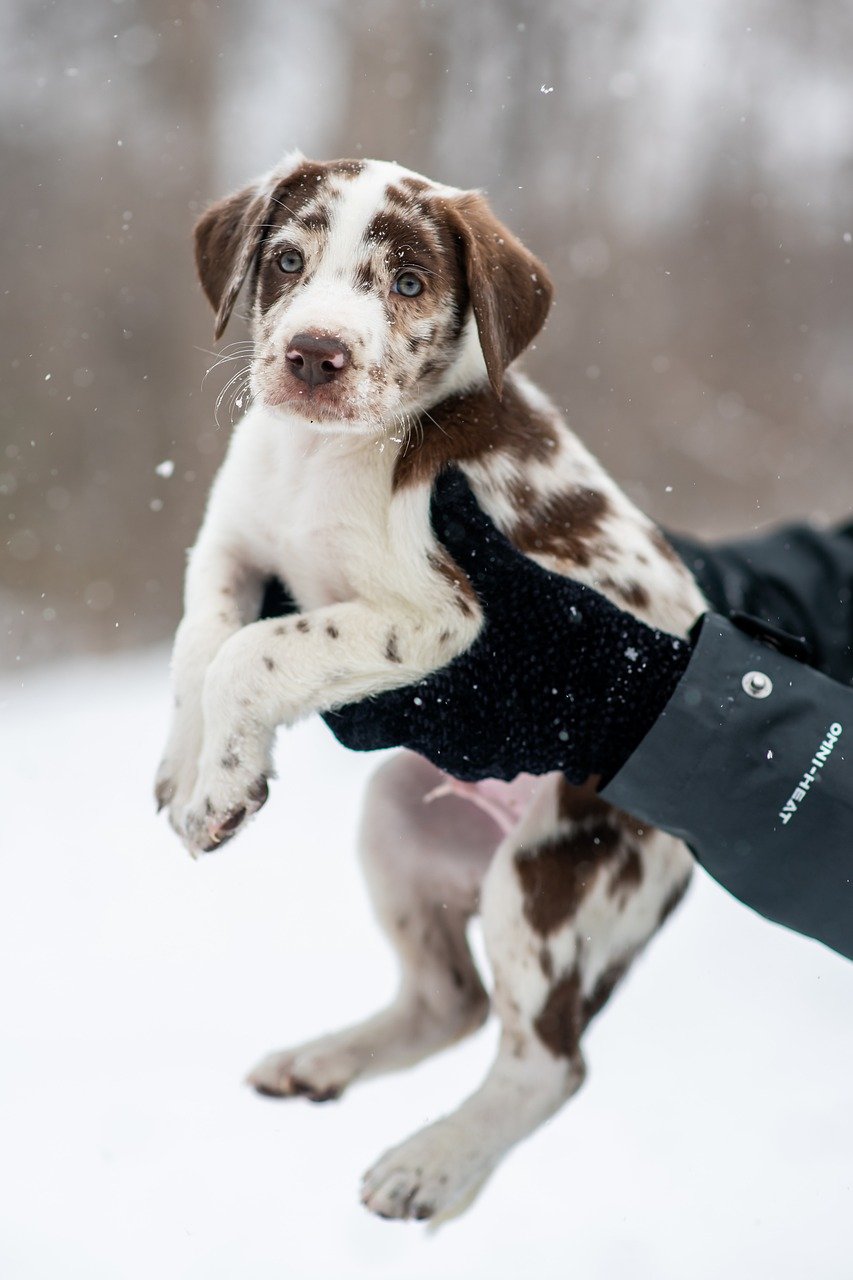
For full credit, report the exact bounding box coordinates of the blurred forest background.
[2,0,853,670]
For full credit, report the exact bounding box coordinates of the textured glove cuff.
[588,624,693,786]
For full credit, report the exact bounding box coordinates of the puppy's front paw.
[181,748,270,855]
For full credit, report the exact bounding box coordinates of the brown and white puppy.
[155,151,706,1223]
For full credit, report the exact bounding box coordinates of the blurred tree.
[1,0,224,664]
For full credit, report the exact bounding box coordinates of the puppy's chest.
[249,434,400,610]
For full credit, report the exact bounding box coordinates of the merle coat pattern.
[155,152,706,1223]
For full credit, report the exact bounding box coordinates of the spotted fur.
[157,154,707,1224]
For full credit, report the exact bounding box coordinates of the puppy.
[156,152,705,1222]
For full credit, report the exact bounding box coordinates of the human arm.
[601,612,853,961]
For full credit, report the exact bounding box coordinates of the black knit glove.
[313,469,694,785]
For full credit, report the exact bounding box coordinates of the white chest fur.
[211,406,405,612]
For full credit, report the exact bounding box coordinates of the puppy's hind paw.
[361,1121,495,1224]
[246,1049,345,1104]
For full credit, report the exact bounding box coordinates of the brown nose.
[285,333,351,387]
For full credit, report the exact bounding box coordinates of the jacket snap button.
[742,670,773,699]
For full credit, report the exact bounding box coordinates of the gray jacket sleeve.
[602,612,853,961]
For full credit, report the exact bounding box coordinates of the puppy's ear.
[194,150,307,339]
[444,192,553,399]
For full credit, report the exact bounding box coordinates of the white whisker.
[214,364,252,430]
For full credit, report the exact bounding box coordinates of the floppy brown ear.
[445,192,554,399]
[193,150,307,339]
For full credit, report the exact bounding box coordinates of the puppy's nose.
[285,333,351,387]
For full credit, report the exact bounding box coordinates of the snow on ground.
[0,648,851,1280]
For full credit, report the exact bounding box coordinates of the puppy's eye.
[278,249,304,274]
[393,271,423,298]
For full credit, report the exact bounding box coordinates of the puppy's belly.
[423,773,540,837]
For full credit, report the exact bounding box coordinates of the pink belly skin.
[423,774,540,837]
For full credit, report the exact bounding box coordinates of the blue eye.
[393,271,423,297]
[278,249,304,274]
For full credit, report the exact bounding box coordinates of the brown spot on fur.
[582,959,631,1025]
[534,971,583,1058]
[385,631,402,663]
[515,822,621,937]
[354,259,375,291]
[539,946,554,980]
[326,159,364,181]
[296,618,310,633]
[516,778,653,936]
[649,525,682,566]
[617,580,651,610]
[427,549,478,618]
[438,629,451,645]
[393,381,558,491]
[363,208,440,262]
[325,623,339,639]
[398,176,431,197]
[512,487,610,569]
[299,206,331,234]
[220,750,240,770]
[507,477,537,515]
[263,655,275,671]
[274,625,287,636]
[537,955,636,1058]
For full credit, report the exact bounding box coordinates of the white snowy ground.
[0,648,851,1280]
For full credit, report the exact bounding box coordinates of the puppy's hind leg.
[361,776,691,1223]
[247,751,498,1103]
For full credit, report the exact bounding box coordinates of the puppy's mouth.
[263,380,358,422]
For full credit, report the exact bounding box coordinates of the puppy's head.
[195,152,553,433]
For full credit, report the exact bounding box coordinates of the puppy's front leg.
[155,536,264,837]
[180,598,481,855]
